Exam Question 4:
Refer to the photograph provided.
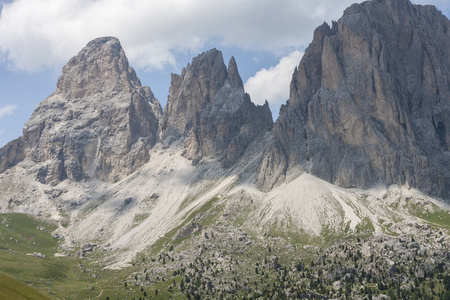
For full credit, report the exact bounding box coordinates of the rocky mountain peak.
[0,37,161,184]
[56,36,140,99]
[162,49,228,139]
[226,56,243,89]
[162,49,273,166]
[257,0,450,200]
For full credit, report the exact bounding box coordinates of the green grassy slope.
[0,213,96,299]
[0,272,51,300]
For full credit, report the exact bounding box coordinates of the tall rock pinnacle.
[256,0,450,200]
[162,49,273,166]
[161,49,228,139]
[0,37,162,183]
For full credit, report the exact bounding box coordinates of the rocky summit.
[0,37,162,183]
[256,0,450,200]
[162,49,273,167]
[0,0,449,299]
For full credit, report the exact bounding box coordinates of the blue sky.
[0,0,449,147]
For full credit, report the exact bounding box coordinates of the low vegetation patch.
[0,272,51,300]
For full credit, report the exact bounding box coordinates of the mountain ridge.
[1,0,449,199]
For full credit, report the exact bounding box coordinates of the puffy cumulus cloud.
[1,0,448,72]
[0,104,17,118]
[0,0,358,72]
[244,51,303,107]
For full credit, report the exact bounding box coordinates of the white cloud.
[245,51,303,107]
[0,0,448,73]
[0,104,17,117]
[0,0,359,72]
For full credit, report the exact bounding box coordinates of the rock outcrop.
[256,0,450,200]
[162,49,273,166]
[0,37,162,183]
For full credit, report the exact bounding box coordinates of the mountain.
[256,0,450,200]
[0,38,276,269]
[0,37,162,184]
[162,49,273,167]
[0,0,449,298]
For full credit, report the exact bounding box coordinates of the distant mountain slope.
[256,0,450,200]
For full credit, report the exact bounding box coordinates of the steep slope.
[162,49,273,166]
[0,37,162,183]
[0,272,51,300]
[256,0,450,200]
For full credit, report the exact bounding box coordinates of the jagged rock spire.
[163,49,273,166]
[162,49,228,139]
[226,56,244,89]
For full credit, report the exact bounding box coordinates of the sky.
[0,0,449,147]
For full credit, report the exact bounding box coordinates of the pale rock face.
[163,49,273,166]
[256,0,450,200]
[0,37,162,183]
[56,37,140,98]
[162,49,228,140]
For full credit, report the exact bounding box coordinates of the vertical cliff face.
[162,49,273,166]
[0,37,162,183]
[257,0,450,200]
[161,49,229,140]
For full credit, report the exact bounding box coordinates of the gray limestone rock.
[162,49,228,140]
[256,0,450,200]
[162,49,273,167]
[0,37,162,183]
[0,138,25,174]
[174,223,202,240]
